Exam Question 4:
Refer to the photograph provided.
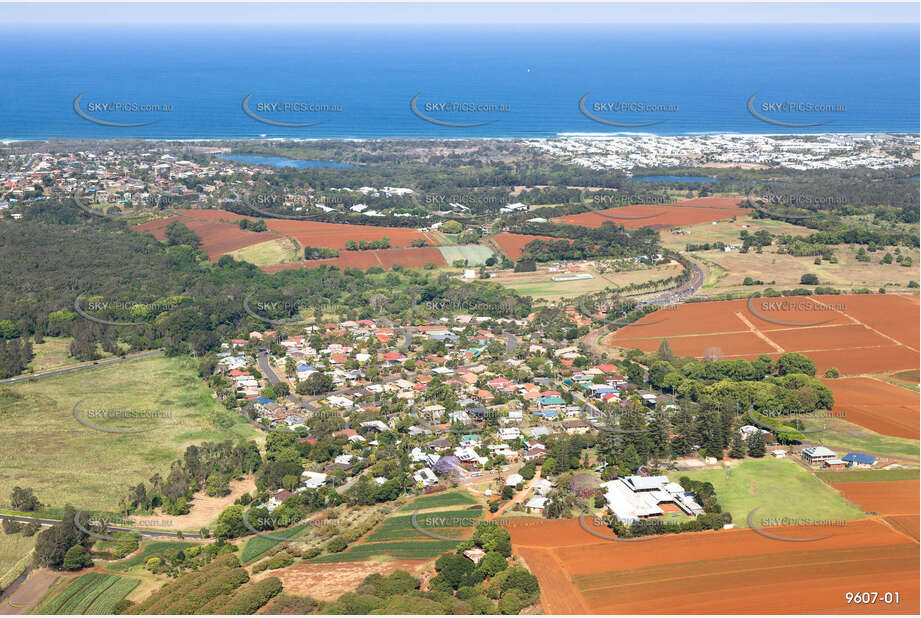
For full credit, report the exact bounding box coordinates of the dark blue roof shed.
[842,453,876,465]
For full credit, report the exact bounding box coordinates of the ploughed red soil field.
[260,247,446,272]
[135,208,438,257]
[509,517,919,614]
[555,196,748,229]
[605,294,919,437]
[134,215,283,261]
[818,377,920,440]
[605,295,919,374]
[490,232,570,261]
[831,481,919,516]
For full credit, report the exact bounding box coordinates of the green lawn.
[0,355,259,512]
[800,418,920,461]
[0,532,34,588]
[815,468,920,483]
[437,245,496,267]
[229,237,301,266]
[668,458,866,528]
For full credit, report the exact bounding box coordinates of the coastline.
[3,131,919,145]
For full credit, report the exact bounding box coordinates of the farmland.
[105,540,197,573]
[830,481,919,516]
[133,208,440,266]
[239,523,310,564]
[134,215,284,261]
[555,197,748,230]
[34,572,139,615]
[799,417,920,461]
[0,355,258,512]
[490,232,568,261]
[437,244,495,266]
[604,294,919,382]
[666,458,866,528]
[311,504,482,563]
[510,518,919,614]
[817,377,920,440]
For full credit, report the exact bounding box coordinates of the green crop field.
[668,458,866,528]
[240,523,310,563]
[84,577,140,614]
[35,572,139,615]
[106,540,196,572]
[398,490,478,511]
[35,573,102,614]
[437,245,495,266]
[0,355,260,512]
[815,468,920,483]
[312,540,460,563]
[364,508,482,542]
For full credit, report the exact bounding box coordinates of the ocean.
[0,24,917,140]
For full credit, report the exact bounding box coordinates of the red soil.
[302,247,446,271]
[556,196,748,229]
[134,215,283,261]
[819,377,920,440]
[490,232,568,261]
[264,220,435,250]
[510,518,918,614]
[831,481,920,516]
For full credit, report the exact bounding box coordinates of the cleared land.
[830,481,919,516]
[556,197,748,230]
[800,417,920,461]
[818,377,920,440]
[666,458,866,528]
[437,244,495,266]
[134,215,283,261]
[509,518,919,614]
[228,237,301,267]
[490,232,568,261]
[0,355,258,512]
[605,294,919,380]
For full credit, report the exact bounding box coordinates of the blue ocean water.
[0,24,917,139]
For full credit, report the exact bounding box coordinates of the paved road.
[0,350,164,386]
[0,513,201,539]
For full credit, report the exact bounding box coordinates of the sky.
[0,2,918,25]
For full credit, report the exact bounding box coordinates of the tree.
[62,545,93,570]
[33,507,89,569]
[799,273,819,285]
[728,434,746,459]
[501,485,514,500]
[747,432,766,458]
[10,487,41,512]
[775,352,816,377]
[297,372,333,395]
[656,339,675,363]
[616,444,641,474]
[823,367,840,378]
[441,220,463,235]
[164,221,200,247]
[477,551,508,578]
[214,505,247,540]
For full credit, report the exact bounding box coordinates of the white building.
[601,475,704,525]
